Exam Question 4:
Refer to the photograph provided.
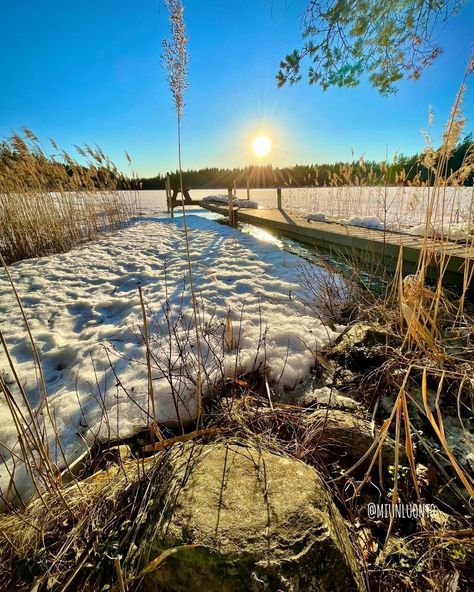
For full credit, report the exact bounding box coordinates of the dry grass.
[270,57,474,590]
[0,447,169,591]
[0,129,138,263]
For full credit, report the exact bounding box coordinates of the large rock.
[141,443,365,592]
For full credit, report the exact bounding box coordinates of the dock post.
[233,180,237,197]
[228,187,236,228]
[168,176,174,218]
[277,187,282,210]
[246,176,250,200]
[165,174,171,214]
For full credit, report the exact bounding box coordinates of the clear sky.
[1,1,473,177]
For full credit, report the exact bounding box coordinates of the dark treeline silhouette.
[395,134,473,185]
[138,134,473,190]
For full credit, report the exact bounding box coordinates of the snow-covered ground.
[4,183,470,502]
[0,215,343,503]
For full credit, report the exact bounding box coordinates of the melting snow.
[0,215,343,503]
[202,194,259,208]
[306,213,389,230]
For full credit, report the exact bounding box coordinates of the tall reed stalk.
[162,0,203,425]
[400,55,474,351]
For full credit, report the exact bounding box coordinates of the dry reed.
[0,129,138,263]
[162,0,203,425]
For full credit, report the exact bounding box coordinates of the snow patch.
[305,211,474,241]
[202,194,259,208]
[306,213,395,231]
[0,215,343,503]
[407,222,474,241]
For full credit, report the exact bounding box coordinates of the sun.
[252,134,272,158]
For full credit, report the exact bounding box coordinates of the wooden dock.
[199,201,474,286]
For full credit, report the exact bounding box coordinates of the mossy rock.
[140,443,365,592]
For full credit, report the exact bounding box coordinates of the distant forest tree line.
[138,134,473,190]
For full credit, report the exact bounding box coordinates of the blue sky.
[1,1,473,177]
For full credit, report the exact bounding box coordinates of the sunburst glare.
[252,134,272,158]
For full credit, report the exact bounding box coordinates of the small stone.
[287,374,359,410]
[332,323,391,353]
[117,444,132,460]
[304,408,407,469]
[330,323,398,370]
[1,371,15,385]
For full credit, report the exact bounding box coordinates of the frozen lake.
[137,186,474,232]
